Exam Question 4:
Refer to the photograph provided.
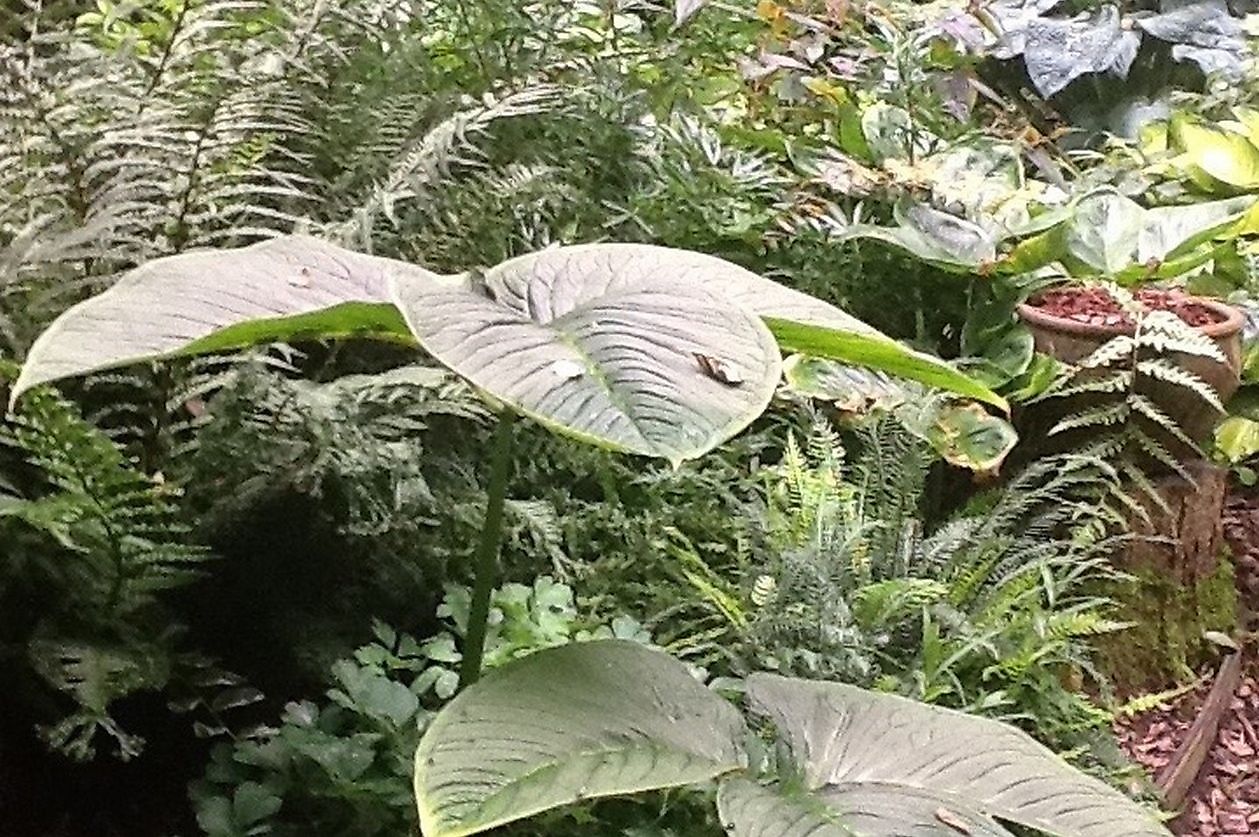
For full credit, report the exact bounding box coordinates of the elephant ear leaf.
[414,640,747,837]
[477,242,1003,409]
[717,777,1011,837]
[727,674,1169,837]
[10,235,436,406]
[391,244,783,464]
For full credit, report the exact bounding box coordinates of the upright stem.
[459,410,516,689]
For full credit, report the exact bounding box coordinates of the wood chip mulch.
[1115,658,1259,835]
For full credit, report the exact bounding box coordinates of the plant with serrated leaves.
[191,579,653,837]
[616,114,787,254]
[0,378,214,759]
[672,415,1131,750]
[410,639,1169,837]
[1031,284,1226,506]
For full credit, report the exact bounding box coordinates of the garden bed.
[1115,654,1259,835]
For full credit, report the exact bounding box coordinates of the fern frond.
[1135,359,1223,412]
[1127,393,1200,451]
[1049,401,1131,435]
[1138,310,1227,362]
[1077,335,1136,370]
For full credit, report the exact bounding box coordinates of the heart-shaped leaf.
[1023,6,1139,97]
[10,235,431,405]
[734,673,1169,837]
[842,205,997,272]
[718,777,1012,837]
[414,640,746,837]
[10,238,1004,448]
[1062,190,1145,274]
[391,245,784,464]
[1170,116,1259,192]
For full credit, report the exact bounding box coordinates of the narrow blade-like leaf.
[767,319,1008,411]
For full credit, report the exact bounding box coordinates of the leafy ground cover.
[3,0,1259,835]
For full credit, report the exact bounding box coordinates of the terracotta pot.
[1016,294,1244,447]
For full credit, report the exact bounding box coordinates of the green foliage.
[2,0,1241,832]
[672,414,1130,749]
[782,356,1018,470]
[191,579,653,837]
[0,384,211,759]
[412,640,1169,837]
[1031,285,1226,501]
[1094,558,1239,691]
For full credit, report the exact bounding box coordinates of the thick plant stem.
[459,410,516,689]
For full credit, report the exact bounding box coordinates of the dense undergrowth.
[3,0,1259,835]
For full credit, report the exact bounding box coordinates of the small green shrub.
[190,578,653,837]
[673,414,1132,751]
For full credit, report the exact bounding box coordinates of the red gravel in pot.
[1030,287,1223,330]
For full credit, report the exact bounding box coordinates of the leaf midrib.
[421,738,744,837]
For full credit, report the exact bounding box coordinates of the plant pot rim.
[1017,293,1244,340]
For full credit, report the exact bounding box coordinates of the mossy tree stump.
[1096,460,1239,693]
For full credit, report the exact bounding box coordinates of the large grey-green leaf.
[391,248,782,464]
[718,777,1012,837]
[10,235,433,405]
[11,238,1003,442]
[841,205,997,272]
[480,244,884,339]
[414,640,747,837]
[743,673,1169,837]
[1136,0,1246,78]
[1023,6,1140,97]
[1051,189,1255,280]
[1063,189,1145,274]
[717,778,854,837]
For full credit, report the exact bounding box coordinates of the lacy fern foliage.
[1034,285,1226,500]
[1,385,210,759]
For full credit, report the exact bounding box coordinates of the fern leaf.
[1135,359,1223,411]
[1049,401,1131,435]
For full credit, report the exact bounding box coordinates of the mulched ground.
[1029,287,1222,329]
[1224,494,1259,607]
[1112,489,1259,835]
[1115,660,1259,835]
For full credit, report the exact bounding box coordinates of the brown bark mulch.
[1115,659,1259,836]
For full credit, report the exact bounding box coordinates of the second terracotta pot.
[1017,293,1243,448]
